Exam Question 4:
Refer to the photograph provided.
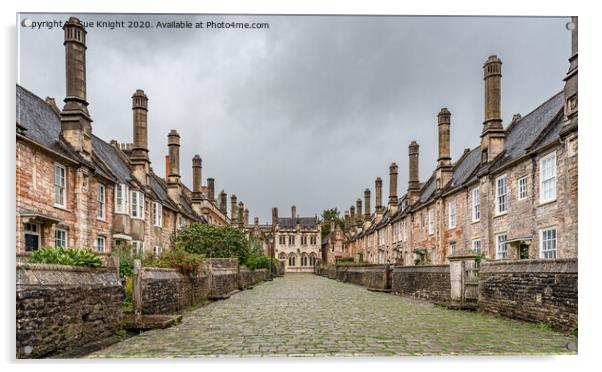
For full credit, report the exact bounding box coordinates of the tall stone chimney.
[167,130,181,205]
[192,155,202,195]
[219,191,227,214]
[481,55,505,163]
[291,205,297,226]
[272,207,279,228]
[408,141,421,204]
[230,194,238,224]
[131,90,149,186]
[207,178,215,201]
[244,208,249,227]
[344,210,350,230]
[349,205,356,228]
[364,189,371,220]
[562,16,578,133]
[254,217,259,226]
[375,177,383,221]
[436,108,453,189]
[389,163,398,212]
[60,17,92,158]
[238,201,245,227]
[355,199,362,226]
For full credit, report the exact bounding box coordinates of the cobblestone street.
[90,274,576,358]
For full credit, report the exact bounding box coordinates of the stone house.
[272,206,321,273]
[347,17,578,265]
[16,17,236,256]
[321,221,347,264]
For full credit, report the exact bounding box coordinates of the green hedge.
[29,247,103,268]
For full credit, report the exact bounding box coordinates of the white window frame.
[132,240,144,256]
[472,239,481,254]
[96,183,106,220]
[448,198,456,229]
[130,190,145,220]
[96,236,105,253]
[539,227,557,259]
[450,242,456,255]
[471,187,480,222]
[378,229,386,246]
[427,208,434,235]
[495,233,508,259]
[55,228,68,247]
[153,246,163,257]
[540,151,557,204]
[495,174,508,215]
[152,202,163,227]
[115,184,129,214]
[53,163,67,208]
[518,176,528,200]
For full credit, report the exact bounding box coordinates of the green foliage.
[110,244,144,278]
[122,275,133,313]
[570,327,578,337]
[174,223,250,260]
[336,257,354,264]
[320,208,346,240]
[115,329,127,339]
[158,247,204,274]
[242,238,271,270]
[535,322,554,332]
[29,247,102,268]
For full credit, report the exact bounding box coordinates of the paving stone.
[89,274,577,358]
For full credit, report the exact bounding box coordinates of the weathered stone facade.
[345,18,578,268]
[16,17,240,257]
[16,263,123,358]
[479,259,577,330]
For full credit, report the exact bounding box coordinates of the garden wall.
[207,258,240,298]
[479,258,578,330]
[392,265,451,304]
[16,263,123,359]
[239,268,269,289]
[141,267,208,315]
[337,265,390,289]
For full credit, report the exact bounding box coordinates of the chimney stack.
[291,205,297,226]
[254,217,259,226]
[230,194,238,224]
[131,90,149,185]
[408,141,421,204]
[238,201,245,227]
[192,155,202,194]
[481,55,505,162]
[375,177,383,219]
[355,198,362,226]
[436,108,453,189]
[167,130,181,205]
[219,191,227,214]
[60,17,92,158]
[207,178,215,201]
[389,163,398,211]
[350,205,356,228]
[272,207,279,228]
[364,188,371,220]
[244,208,249,227]
[562,16,578,133]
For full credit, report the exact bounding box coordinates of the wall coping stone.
[480,258,577,274]
[392,264,450,273]
[17,263,121,287]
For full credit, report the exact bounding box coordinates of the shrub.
[122,276,133,313]
[29,247,102,268]
[158,248,204,274]
[174,223,250,260]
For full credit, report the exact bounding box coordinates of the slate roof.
[278,217,318,229]
[91,135,133,184]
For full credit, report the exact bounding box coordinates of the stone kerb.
[16,263,123,358]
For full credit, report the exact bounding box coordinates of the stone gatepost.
[133,259,142,321]
[448,252,479,309]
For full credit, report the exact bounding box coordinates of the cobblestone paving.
[90,274,576,357]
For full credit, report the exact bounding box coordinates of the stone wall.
[316,265,336,279]
[141,267,208,315]
[392,265,451,304]
[207,258,240,298]
[239,267,268,289]
[16,263,123,359]
[479,258,577,330]
[341,265,390,289]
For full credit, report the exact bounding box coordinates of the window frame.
[539,227,558,259]
[448,198,457,229]
[96,236,106,253]
[96,183,106,220]
[55,228,68,248]
[130,190,145,220]
[24,223,41,252]
[472,239,481,254]
[518,176,528,200]
[495,233,508,259]
[539,151,557,204]
[152,201,163,227]
[115,184,129,214]
[427,208,434,235]
[53,163,67,208]
[495,174,508,215]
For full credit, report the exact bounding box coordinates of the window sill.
[538,199,557,207]
[97,217,106,222]
[131,216,145,221]
[494,211,508,218]
[471,219,480,224]
[53,204,70,212]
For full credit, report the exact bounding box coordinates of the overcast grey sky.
[17,14,570,223]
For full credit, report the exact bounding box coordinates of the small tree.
[173,223,251,261]
[320,208,346,240]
